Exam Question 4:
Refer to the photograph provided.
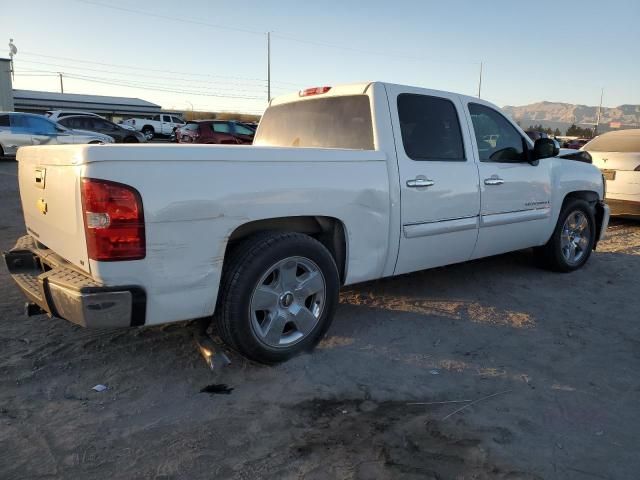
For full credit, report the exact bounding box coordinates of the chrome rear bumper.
[3,235,145,328]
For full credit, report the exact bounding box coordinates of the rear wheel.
[215,232,339,364]
[142,126,154,140]
[536,198,595,272]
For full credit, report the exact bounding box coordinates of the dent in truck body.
[80,150,391,326]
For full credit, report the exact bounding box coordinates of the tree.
[554,128,561,136]
[566,124,593,138]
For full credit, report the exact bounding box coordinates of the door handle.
[406,178,435,188]
[484,176,504,186]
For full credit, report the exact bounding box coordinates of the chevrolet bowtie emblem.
[37,198,48,215]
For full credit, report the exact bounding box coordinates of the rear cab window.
[254,95,374,150]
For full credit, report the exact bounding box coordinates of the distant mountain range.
[502,101,640,133]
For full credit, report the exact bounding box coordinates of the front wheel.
[536,198,596,272]
[215,232,339,364]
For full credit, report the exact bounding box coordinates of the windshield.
[254,95,374,150]
[584,130,640,152]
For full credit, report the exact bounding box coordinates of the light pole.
[594,88,604,137]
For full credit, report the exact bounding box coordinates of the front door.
[386,86,481,275]
[462,101,553,258]
[4,114,36,155]
[26,116,62,147]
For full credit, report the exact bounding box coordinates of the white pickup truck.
[5,82,609,364]
[121,114,185,140]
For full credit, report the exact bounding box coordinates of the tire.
[215,232,340,364]
[535,198,596,272]
[123,136,139,143]
[142,126,154,140]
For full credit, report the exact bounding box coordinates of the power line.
[60,72,267,100]
[17,61,272,94]
[73,0,480,68]
[271,33,480,67]
[74,0,264,35]
[18,52,301,87]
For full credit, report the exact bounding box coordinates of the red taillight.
[81,178,145,261]
[299,86,332,97]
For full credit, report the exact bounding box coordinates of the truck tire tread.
[214,231,339,364]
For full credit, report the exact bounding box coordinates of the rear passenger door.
[212,122,239,144]
[386,86,481,275]
[161,115,174,135]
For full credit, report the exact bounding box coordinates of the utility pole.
[594,88,604,137]
[477,61,483,98]
[59,72,64,94]
[267,31,271,103]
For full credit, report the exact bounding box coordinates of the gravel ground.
[1,159,639,480]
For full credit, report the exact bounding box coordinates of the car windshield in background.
[584,130,640,152]
[254,95,374,150]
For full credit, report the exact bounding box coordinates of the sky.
[1,0,639,114]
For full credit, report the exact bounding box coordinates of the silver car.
[0,112,114,158]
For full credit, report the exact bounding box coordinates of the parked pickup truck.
[122,114,185,140]
[4,82,610,364]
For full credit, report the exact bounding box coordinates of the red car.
[176,120,255,144]
[564,138,590,149]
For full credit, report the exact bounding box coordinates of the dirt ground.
[1,159,639,480]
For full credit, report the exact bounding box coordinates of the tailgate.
[17,146,90,273]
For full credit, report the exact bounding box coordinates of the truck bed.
[16,143,392,325]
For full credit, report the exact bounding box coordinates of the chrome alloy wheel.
[560,210,591,265]
[249,256,326,348]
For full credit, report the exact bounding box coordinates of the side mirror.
[533,137,559,160]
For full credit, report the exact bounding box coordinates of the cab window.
[234,124,255,135]
[25,116,57,134]
[212,122,232,134]
[397,94,465,161]
[468,103,526,162]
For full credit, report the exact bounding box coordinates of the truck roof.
[269,81,486,107]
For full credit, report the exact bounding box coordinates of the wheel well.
[562,190,603,248]
[142,125,154,132]
[562,190,599,208]
[226,216,348,284]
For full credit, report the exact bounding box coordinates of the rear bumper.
[3,235,145,328]
[606,198,640,217]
